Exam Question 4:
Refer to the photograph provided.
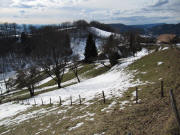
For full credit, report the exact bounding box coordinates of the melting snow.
[68,122,84,131]
[90,27,113,38]
[157,62,163,65]
[0,102,30,121]
[101,101,116,112]
[162,47,169,50]
[0,48,150,127]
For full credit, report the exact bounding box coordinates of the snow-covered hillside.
[0,48,150,127]
[29,49,148,105]
[89,27,113,38]
[70,27,121,60]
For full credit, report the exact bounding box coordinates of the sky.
[0,0,180,25]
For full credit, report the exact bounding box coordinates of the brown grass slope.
[102,47,180,135]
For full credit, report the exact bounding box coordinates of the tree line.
[0,20,143,100]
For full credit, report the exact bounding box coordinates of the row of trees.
[0,24,74,97]
[0,20,143,98]
[84,31,142,66]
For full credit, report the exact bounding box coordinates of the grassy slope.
[102,47,180,135]
[1,47,180,135]
[1,63,109,103]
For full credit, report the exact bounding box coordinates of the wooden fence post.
[136,87,138,104]
[34,98,36,105]
[169,89,180,129]
[70,96,72,106]
[102,91,105,104]
[59,96,62,105]
[161,81,164,97]
[50,98,51,105]
[79,95,82,105]
[28,99,30,105]
[41,98,43,105]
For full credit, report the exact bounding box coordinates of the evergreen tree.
[84,33,98,62]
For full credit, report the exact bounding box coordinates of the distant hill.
[109,23,180,35]
[109,23,133,33]
[130,23,165,29]
[149,23,180,35]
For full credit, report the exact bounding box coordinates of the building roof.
[157,34,176,44]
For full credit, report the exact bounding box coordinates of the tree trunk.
[75,71,80,83]
[58,81,61,88]
[57,77,62,88]
[29,86,34,97]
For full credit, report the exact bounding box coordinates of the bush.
[109,52,119,66]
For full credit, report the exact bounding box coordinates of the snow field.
[0,48,150,130]
[27,49,149,106]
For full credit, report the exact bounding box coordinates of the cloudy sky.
[0,0,180,25]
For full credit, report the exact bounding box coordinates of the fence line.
[169,89,180,129]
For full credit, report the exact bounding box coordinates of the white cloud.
[0,0,179,24]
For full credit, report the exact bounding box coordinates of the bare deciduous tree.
[70,55,81,83]
[16,66,40,97]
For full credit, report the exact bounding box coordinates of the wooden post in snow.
[34,98,36,105]
[161,81,164,97]
[169,89,180,129]
[70,96,72,106]
[136,87,138,104]
[102,91,106,104]
[59,96,62,105]
[28,99,30,105]
[41,98,43,105]
[50,97,52,105]
[79,95,82,105]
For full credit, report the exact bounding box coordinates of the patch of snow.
[159,46,162,51]
[162,47,169,50]
[90,27,113,38]
[36,77,54,87]
[157,62,163,65]
[94,132,105,135]
[0,102,31,121]
[0,130,10,135]
[87,112,95,117]
[141,72,147,74]
[101,101,116,112]
[87,118,94,121]
[72,112,95,121]
[35,132,41,135]
[57,110,67,114]
[120,101,130,110]
[0,108,49,126]
[58,27,76,31]
[68,122,84,131]
[176,43,180,46]
[71,114,87,121]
